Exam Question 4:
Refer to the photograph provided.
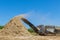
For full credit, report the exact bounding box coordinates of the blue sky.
[0,0,60,28]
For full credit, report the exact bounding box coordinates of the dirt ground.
[0,36,60,40]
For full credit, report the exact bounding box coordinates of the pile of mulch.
[0,16,31,36]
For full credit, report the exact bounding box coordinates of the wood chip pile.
[0,16,31,36]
